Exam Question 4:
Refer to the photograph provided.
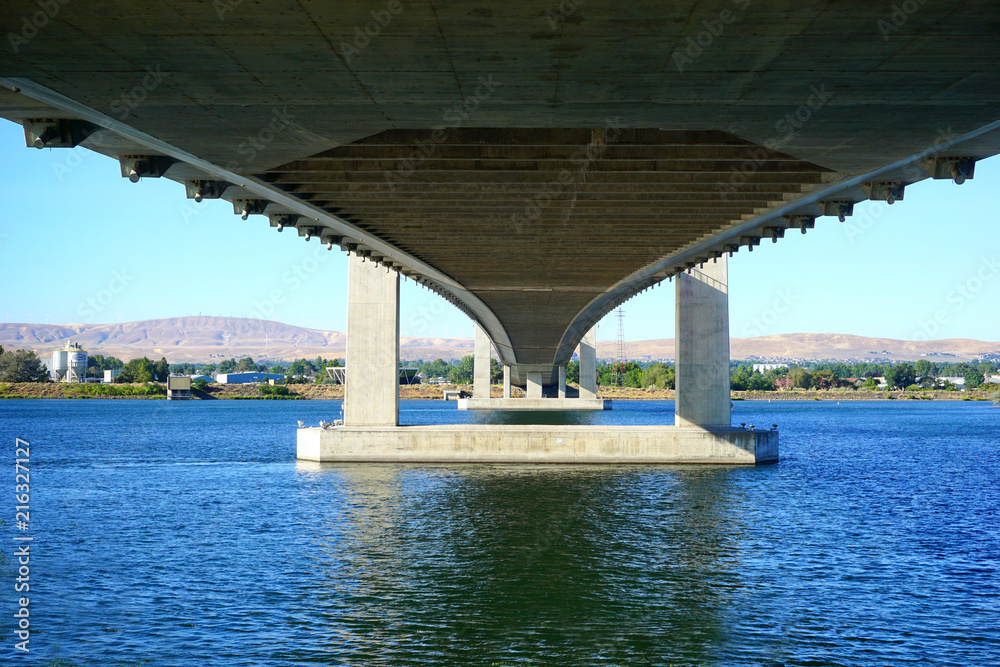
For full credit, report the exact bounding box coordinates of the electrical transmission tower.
[611,307,627,386]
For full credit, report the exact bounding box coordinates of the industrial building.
[166,376,192,400]
[215,372,285,384]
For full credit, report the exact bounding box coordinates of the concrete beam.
[579,327,597,400]
[527,371,543,398]
[675,257,731,428]
[473,324,491,399]
[345,254,399,426]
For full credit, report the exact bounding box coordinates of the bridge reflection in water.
[293,462,746,665]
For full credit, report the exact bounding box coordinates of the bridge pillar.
[558,366,567,399]
[345,254,399,426]
[579,327,597,399]
[473,324,491,398]
[503,365,511,398]
[675,257,731,428]
[527,372,543,398]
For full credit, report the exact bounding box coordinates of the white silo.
[67,343,88,382]
[53,341,88,382]
[51,348,69,382]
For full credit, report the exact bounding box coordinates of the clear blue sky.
[2,119,998,342]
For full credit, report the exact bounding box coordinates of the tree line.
[730,359,998,391]
[2,344,996,391]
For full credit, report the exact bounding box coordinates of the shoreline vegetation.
[1,382,997,403]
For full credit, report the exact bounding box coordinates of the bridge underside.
[2,1,1000,384]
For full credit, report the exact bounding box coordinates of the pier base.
[297,425,778,464]
[457,398,610,411]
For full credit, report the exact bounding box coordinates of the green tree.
[964,370,985,389]
[624,366,644,388]
[747,374,775,391]
[914,359,934,379]
[217,358,237,373]
[490,358,503,384]
[730,366,751,391]
[234,356,258,373]
[787,367,813,389]
[566,360,580,384]
[419,358,452,381]
[154,357,170,382]
[0,349,49,382]
[448,355,475,385]
[862,377,879,390]
[642,363,674,390]
[117,357,156,383]
[884,363,916,389]
[811,369,838,390]
[287,359,312,378]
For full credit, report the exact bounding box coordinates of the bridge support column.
[675,257,730,428]
[473,324,491,399]
[579,327,597,399]
[345,254,399,426]
[527,372,543,398]
[558,366,566,399]
[503,366,511,398]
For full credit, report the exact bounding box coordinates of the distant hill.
[0,317,997,364]
[0,317,469,363]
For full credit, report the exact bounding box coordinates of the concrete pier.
[675,258,731,428]
[473,324,491,399]
[298,424,777,464]
[579,327,597,400]
[558,366,567,399]
[527,372,543,398]
[344,254,399,427]
[503,366,511,398]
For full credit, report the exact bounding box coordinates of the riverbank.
[1,381,996,402]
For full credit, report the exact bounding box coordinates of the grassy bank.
[1,382,996,403]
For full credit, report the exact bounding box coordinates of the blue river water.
[1,398,998,666]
